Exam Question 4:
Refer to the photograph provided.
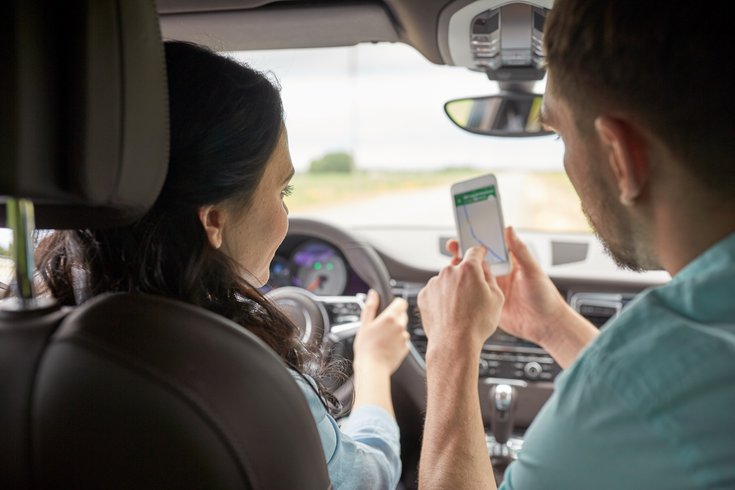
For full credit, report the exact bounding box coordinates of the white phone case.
[451,173,512,276]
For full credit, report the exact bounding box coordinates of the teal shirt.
[501,233,735,490]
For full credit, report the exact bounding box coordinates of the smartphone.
[451,173,511,276]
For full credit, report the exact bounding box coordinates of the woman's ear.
[594,116,650,206]
[198,204,226,249]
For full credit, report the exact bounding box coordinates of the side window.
[0,229,14,291]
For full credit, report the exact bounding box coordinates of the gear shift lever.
[489,384,517,462]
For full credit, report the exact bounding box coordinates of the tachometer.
[291,240,348,296]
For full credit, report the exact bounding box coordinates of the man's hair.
[544,0,734,198]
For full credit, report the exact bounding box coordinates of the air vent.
[569,292,633,328]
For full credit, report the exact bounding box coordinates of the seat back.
[30,293,330,489]
[1,0,331,488]
[0,306,68,488]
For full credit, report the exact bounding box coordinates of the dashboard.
[264,218,670,486]
[267,218,668,436]
[268,223,657,376]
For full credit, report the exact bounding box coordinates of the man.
[418,1,735,488]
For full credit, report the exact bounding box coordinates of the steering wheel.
[265,217,396,411]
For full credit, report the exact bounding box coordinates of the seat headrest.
[0,0,168,229]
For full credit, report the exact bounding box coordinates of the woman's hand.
[351,290,409,417]
[353,290,410,374]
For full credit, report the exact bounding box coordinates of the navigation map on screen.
[454,185,507,264]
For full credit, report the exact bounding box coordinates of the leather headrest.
[0,0,168,229]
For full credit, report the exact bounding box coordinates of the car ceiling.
[157,0,455,64]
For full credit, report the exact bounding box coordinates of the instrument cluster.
[267,238,365,296]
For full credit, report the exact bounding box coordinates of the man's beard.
[579,194,656,273]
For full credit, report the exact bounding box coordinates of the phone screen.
[454,183,508,264]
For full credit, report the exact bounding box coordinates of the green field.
[288,169,484,212]
[288,169,591,232]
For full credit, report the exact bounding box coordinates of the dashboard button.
[523,361,542,380]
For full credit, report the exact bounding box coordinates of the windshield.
[232,43,588,233]
[0,42,590,279]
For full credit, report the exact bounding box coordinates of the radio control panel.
[480,348,560,381]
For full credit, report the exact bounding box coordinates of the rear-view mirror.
[444,93,553,137]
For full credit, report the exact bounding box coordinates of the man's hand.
[417,246,502,490]
[447,227,598,367]
[418,246,504,356]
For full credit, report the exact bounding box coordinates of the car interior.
[1,0,672,489]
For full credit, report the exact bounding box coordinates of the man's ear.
[594,116,650,206]
[198,204,226,249]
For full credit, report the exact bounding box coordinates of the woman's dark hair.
[36,41,341,412]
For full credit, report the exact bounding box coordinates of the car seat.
[0,1,331,488]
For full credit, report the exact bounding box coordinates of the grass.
[288,169,485,211]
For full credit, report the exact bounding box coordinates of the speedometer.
[291,240,348,296]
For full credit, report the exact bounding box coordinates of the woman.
[37,41,409,489]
